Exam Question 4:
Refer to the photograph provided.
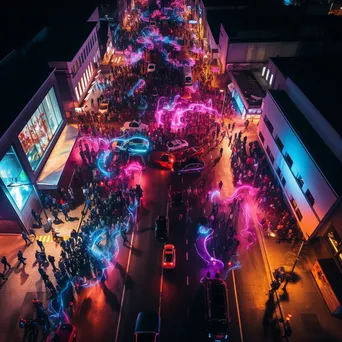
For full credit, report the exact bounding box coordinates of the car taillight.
[170,262,174,265]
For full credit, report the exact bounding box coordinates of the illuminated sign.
[189,20,197,24]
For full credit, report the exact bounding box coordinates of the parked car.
[174,146,204,161]
[134,312,160,342]
[166,139,188,152]
[172,157,204,175]
[121,119,149,133]
[98,100,109,115]
[162,244,176,269]
[155,215,169,240]
[152,152,175,169]
[115,136,150,154]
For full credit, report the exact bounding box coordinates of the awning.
[37,124,78,190]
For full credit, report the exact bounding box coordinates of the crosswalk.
[36,235,69,243]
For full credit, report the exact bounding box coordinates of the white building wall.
[266,59,287,90]
[258,92,338,239]
[219,24,228,73]
[226,41,299,64]
[284,79,342,162]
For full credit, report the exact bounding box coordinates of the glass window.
[305,189,315,206]
[18,87,63,170]
[285,152,293,168]
[262,66,266,76]
[266,69,270,81]
[0,146,33,210]
[258,131,265,144]
[75,86,80,101]
[264,115,274,134]
[275,135,284,152]
[270,74,274,86]
[78,82,82,96]
[81,77,85,91]
[326,227,342,255]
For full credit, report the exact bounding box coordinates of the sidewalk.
[249,201,342,342]
[0,203,84,342]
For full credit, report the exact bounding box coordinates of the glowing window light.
[81,77,85,91]
[75,87,80,101]
[269,74,274,86]
[78,82,82,95]
[266,69,270,81]
[262,66,266,76]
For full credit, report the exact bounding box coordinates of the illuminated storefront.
[18,88,63,170]
[0,147,33,211]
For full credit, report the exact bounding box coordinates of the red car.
[174,146,204,161]
[46,324,77,342]
[152,152,175,169]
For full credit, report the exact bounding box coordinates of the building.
[257,55,342,314]
[206,6,342,73]
[0,57,72,234]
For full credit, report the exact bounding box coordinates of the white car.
[147,63,156,73]
[98,100,109,115]
[166,139,189,152]
[121,120,149,133]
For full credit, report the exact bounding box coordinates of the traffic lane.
[72,234,131,342]
[116,167,169,342]
[234,213,280,342]
[160,216,188,342]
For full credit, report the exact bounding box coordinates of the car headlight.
[208,333,211,338]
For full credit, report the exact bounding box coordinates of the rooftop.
[230,70,266,107]
[0,56,55,139]
[218,7,342,42]
[202,0,277,8]
[270,56,342,137]
[270,90,342,196]
[30,22,97,62]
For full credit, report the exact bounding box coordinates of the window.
[78,82,82,96]
[305,189,315,206]
[266,69,270,81]
[275,135,284,152]
[258,131,265,144]
[281,177,286,187]
[75,87,80,101]
[262,66,266,76]
[266,146,274,164]
[295,208,303,221]
[296,173,304,188]
[285,152,293,168]
[0,146,33,210]
[18,88,63,170]
[269,74,274,86]
[290,197,297,209]
[81,77,85,91]
[263,115,274,134]
[276,166,282,178]
[326,226,342,266]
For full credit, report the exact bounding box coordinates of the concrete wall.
[284,79,342,163]
[258,92,338,239]
[226,41,300,64]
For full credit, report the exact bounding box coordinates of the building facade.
[0,68,65,233]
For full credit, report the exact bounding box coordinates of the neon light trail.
[127,78,146,97]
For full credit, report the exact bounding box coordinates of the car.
[46,323,77,342]
[162,244,176,269]
[155,215,169,240]
[134,312,160,342]
[121,119,149,133]
[147,63,156,73]
[204,278,229,341]
[114,136,150,154]
[166,139,189,152]
[172,157,204,175]
[98,100,109,115]
[174,146,204,161]
[152,152,175,169]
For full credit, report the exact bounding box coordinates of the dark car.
[172,157,204,175]
[155,215,169,240]
[134,312,160,342]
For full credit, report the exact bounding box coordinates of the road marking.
[186,252,188,260]
[232,269,244,342]
[186,275,189,285]
[185,239,188,245]
[115,228,135,342]
[158,257,164,316]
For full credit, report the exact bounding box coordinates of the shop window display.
[18,87,63,170]
[0,146,33,211]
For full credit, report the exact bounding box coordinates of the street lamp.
[7,182,49,220]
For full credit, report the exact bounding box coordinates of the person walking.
[31,209,42,226]
[48,255,58,272]
[37,240,45,252]
[61,204,69,222]
[1,256,12,272]
[22,231,31,245]
[68,187,76,210]
[219,180,223,190]
[29,228,37,240]
[17,250,27,266]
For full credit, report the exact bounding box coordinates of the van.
[183,66,193,86]
[204,278,229,341]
